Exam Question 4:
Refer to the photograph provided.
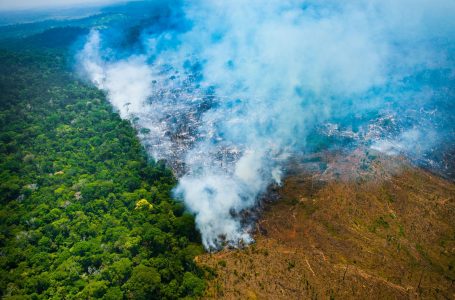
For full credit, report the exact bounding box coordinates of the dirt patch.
[197,165,455,299]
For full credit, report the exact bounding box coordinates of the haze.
[0,0,124,11]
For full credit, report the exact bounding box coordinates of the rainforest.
[0,0,454,299]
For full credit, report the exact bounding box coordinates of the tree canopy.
[0,48,205,299]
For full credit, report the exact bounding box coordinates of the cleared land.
[198,157,455,299]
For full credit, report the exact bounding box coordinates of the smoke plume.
[78,0,455,249]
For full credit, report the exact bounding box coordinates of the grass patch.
[369,216,390,233]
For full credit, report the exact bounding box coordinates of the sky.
[0,0,124,11]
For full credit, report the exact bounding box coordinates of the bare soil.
[197,161,455,299]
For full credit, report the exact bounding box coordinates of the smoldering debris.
[78,0,455,249]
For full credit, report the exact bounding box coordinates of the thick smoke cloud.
[78,0,455,249]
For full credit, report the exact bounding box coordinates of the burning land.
[197,154,455,299]
[1,0,454,299]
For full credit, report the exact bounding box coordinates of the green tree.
[123,265,161,300]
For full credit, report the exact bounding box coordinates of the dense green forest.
[0,45,205,298]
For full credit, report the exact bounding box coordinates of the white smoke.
[78,0,455,249]
[371,128,438,157]
[80,32,154,119]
